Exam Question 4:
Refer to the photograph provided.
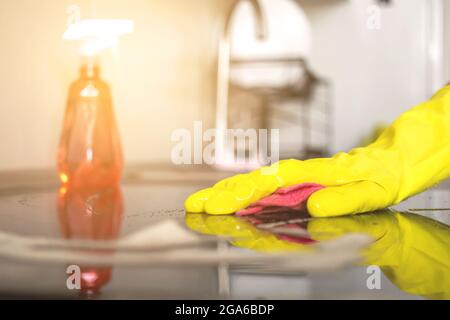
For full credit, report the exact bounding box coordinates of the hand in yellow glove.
[185,86,450,217]
[307,211,450,299]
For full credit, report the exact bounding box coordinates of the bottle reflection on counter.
[58,184,123,296]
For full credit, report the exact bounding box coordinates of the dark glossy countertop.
[0,165,448,299]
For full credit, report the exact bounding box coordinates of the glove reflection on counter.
[186,209,450,299]
[185,212,313,253]
[307,211,450,299]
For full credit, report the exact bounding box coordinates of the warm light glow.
[86,148,93,161]
[59,186,67,196]
[80,85,99,97]
[81,271,99,284]
[63,19,134,56]
[60,173,69,184]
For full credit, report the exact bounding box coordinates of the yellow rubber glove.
[185,213,307,252]
[185,86,450,217]
[307,211,450,299]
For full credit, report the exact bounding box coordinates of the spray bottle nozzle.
[63,19,134,56]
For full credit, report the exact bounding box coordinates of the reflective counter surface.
[0,166,448,299]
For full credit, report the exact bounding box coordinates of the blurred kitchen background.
[0,0,449,171]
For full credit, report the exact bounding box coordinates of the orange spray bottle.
[58,20,133,189]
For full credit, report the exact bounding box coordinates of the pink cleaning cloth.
[236,183,325,216]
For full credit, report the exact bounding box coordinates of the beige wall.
[0,0,229,170]
[0,0,445,170]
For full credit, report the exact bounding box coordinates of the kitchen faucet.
[215,0,267,167]
[223,0,267,40]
